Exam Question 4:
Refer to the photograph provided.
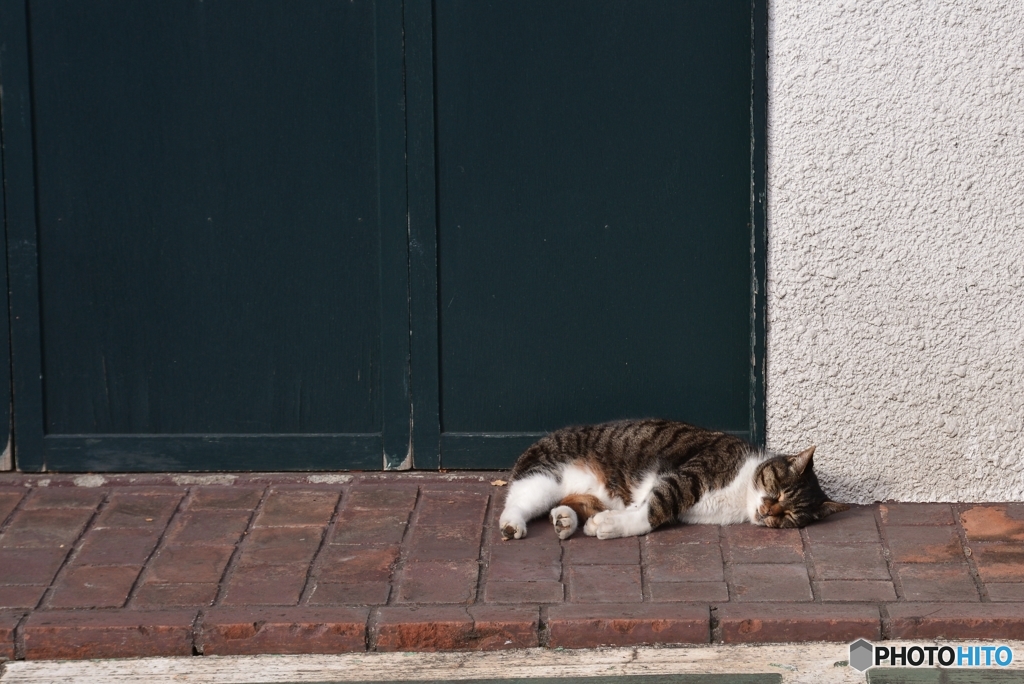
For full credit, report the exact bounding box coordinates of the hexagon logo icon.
[850,639,874,671]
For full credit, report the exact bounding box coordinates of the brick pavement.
[0,472,1022,660]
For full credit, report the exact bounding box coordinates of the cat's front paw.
[500,517,527,540]
[550,505,578,540]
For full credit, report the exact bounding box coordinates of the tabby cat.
[499,419,848,540]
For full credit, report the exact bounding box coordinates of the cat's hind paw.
[500,517,527,540]
[591,510,624,539]
[550,505,578,539]
[583,515,600,536]
[591,509,651,540]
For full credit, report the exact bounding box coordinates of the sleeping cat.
[499,419,848,540]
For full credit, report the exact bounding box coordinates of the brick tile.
[406,523,482,561]
[111,486,190,495]
[0,490,25,524]
[729,564,812,602]
[166,512,251,545]
[486,555,560,582]
[374,605,538,651]
[897,563,980,602]
[74,527,161,565]
[885,525,964,563]
[93,494,181,529]
[888,603,1024,639]
[133,582,219,608]
[0,610,19,660]
[308,582,390,605]
[0,547,69,584]
[971,543,1024,582]
[722,525,804,563]
[188,487,263,510]
[24,488,106,509]
[960,504,1024,542]
[255,490,339,527]
[483,581,564,604]
[471,482,510,499]
[201,606,368,655]
[803,507,880,544]
[395,560,479,604]
[22,609,196,660]
[547,603,708,647]
[645,541,723,582]
[465,605,539,649]
[0,508,94,547]
[647,524,720,544]
[718,603,880,643]
[567,565,642,603]
[986,584,1024,602]
[47,565,142,608]
[418,490,489,527]
[815,580,897,602]
[147,545,234,584]
[316,545,400,583]
[343,484,418,511]
[221,563,309,605]
[267,483,347,493]
[648,582,729,602]
[564,536,639,565]
[807,543,890,580]
[331,511,409,545]
[239,526,323,563]
[879,503,954,526]
[0,584,47,609]
[488,539,561,566]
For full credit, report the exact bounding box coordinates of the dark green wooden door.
[1,0,410,471]
[416,0,766,468]
[2,0,764,472]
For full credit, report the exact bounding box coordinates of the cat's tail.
[550,493,608,539]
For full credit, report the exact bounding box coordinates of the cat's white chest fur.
[678,454,767,525]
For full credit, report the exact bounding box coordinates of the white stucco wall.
[766,0,1024,502]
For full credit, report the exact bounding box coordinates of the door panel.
[433,1,756,467]
[3,0,408,471]
[2,0,763,472]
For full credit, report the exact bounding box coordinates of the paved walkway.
[0,472,1022,661]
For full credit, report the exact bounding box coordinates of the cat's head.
[752,446,849,528]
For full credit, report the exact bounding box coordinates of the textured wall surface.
[766,0,1024,502]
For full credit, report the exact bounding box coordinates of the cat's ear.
[818,500,850,519]
[788,446,816,476]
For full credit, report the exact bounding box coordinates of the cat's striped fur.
[499,419,848,540]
